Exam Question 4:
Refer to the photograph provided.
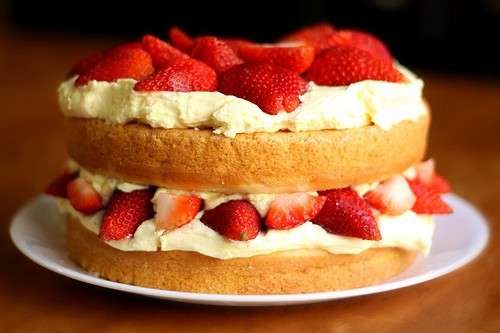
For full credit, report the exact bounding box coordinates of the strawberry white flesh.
[266,193,326,230]
[364,175,416,216]
[155,193,202,230]
[415,159,435,184]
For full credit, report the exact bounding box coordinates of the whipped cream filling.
[58,166,433,259]
[58,66,427,137]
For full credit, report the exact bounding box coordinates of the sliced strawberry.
[305,46,402,86]
[75,47,154,87]
[169,26,194,53]
[415,159,452,194]
[66,178,103,214]
[155,193,202,230]
[279,22,336,53]
[191,36,243,73]
[238,42,314,74]
[266,193,326,230]
[100,189,154,241]
[200,200,260,241]
[222,38,256,54]
[327,30,393,62]
[45,171,78,198]
[364,176,416,216]
[408,179,453,214]
[142,34,189,70]
[68,51,104,77]
[219,62,307,114]
[134,58,217,92]
[312,188,381,240]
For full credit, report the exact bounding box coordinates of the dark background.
[3,0,500,78]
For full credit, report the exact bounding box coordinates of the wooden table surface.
[1,31,499,333]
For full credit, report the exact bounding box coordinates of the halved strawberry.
[191,36,243,73]
[100,189,154,241]
[407,179,453,214]
[305,46,402,86]
[169,26,194,53]
[327,30,393,62]
[266,193,326,230]
[222,38,256,54]
[279,22,336,53]
[142,34,189,70]
[75,47,154,87]
[66,178,103,214]
[219,62,307,114]
[237,42,314,74]
[312,188,381,240]
[134,58,217,92]
[200,200,260,241]
[415,159,452,194]
[45,171,78,198]
[364,176,416,215]
[155,192,202,230]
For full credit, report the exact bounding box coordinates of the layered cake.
[46,23,453,294]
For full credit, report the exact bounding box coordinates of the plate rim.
[9,194,490,305]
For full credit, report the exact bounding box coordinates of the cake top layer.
[59,23,427,137]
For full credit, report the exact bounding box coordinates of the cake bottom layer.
[66,216,417,294]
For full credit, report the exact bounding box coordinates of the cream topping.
[58,66,427,137]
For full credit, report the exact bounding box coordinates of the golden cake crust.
[66,216,417,294]
[66,112,429,193]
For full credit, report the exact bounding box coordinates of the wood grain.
[0,31,499,333]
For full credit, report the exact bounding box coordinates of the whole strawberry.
[219,63,307,114]
[200,200,261,241]
[305,46,402,86]
[134,58,217,92]
[191,36,243,73]
[312,188,381,240]
[327,30,393,62]
[100,189,155,241]
[169,26,194,53]
[142,34,189,69]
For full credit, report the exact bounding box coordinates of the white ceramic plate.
[10,194,489,306]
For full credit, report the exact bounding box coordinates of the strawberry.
[45,171,78,198]
[66,178,103,214]
[222,38,256,54]
[408,179,453,214]
[134,58,217,92]
[415,159,452,194]
[200,200,260,241]
[266,193,326,230]
[169,26,194,53]
[191,36,243,73]
[155,192,202,230]
[312,188,381,240]
[219,63,307,114]
[68,51,104,77]
[327,30,393,62]
[237,42,314,74]
[100,189,155,241]
[142,34,189,70]
[279,22,336,53]
[305,46,403,86]
[75,47,154,87]
[364,176,416,215]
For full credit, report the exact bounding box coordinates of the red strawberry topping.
[201,200,260,241]
[66,178,103,215]
[191,36,243,73]
[238,42,314,74]
[45,171,78,198]
[266,193,326,230]
[219,63,307,114]
[407,179,453,214]
[68,51,104,77]
[306,46,403,86]
[312,188,381,240]
[327,30,393,62]
[155,193,202,230]
[134,58,217,92]
[75,47,154,87]
[142,34,189,70]
[279,22,336,53]
[364,176,416,216]
[100,189,155,241]
[222,38,256,54]
[169,26,194,53]
[415,159,452,194]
